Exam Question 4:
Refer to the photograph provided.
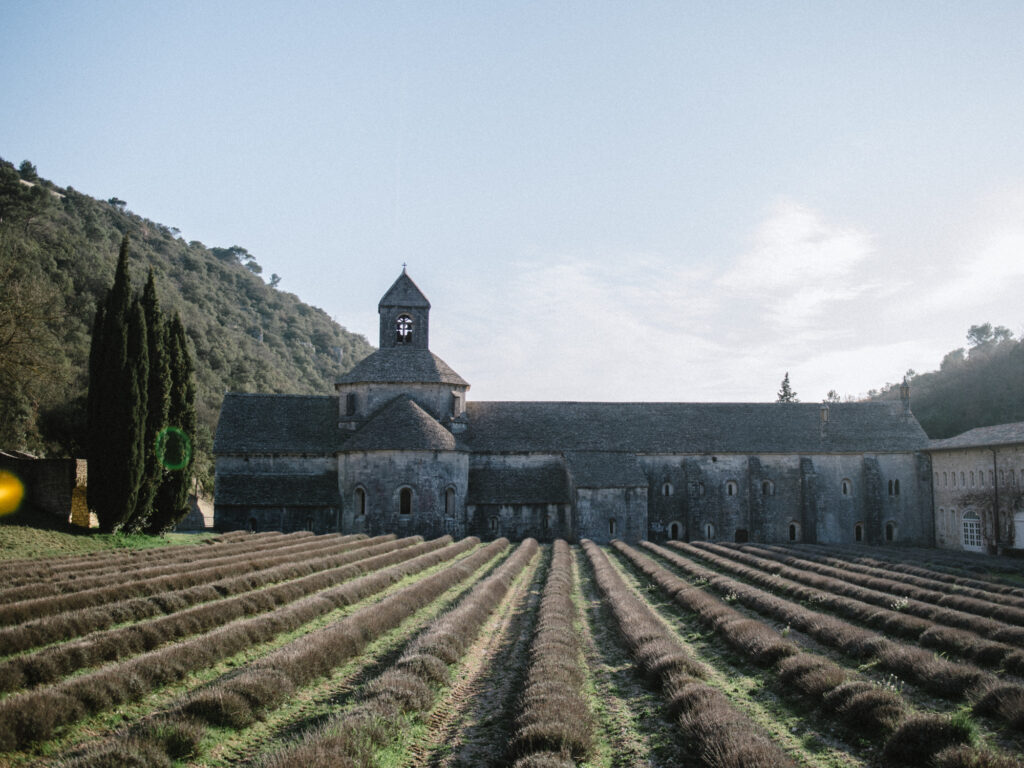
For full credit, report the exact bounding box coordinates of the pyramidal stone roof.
[929,421,1024,451]
[379,270,430,308]
[342,396,459,452]
[336,348,468,386]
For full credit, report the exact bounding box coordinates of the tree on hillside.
[129,271,170,531]
[0,233,63,449]
[824,390,841,404]
[150,314,196,533]
[776,372,798,403]
[87,236,149,533]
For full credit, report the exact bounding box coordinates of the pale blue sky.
[4,2,1024,402]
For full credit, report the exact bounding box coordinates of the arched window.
[725,481,738,497]
[444,487,455,517]
[888,479,894,495]
[943,472,948,487]
[248,516,258,533]
[938,508,946,538]
[345,392,357,416]
[400,487,412,515]
[952,472,958,488]
[788,522,800,542]
[970,471,975,487]
[894,479,900,495]
[854,523,864,542]
[609,518,617,537]
[885,521,897,542]
[662,482,673,497]
[396,314,413,344]
[841,479,851,496]
[704,522,714,540]
[762,480,774,496]
[962,510,982,550]
[355,487,366,517]
[979,470,985,487]
[489,516,498,533]
[668,522,681,540]
[989,470,994,485]
[959,471,965,487]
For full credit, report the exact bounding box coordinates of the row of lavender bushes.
[582,539,794,768]
[252,538,539,768]
[0,531,332,603]
[0,530,260,586]
[64,537,529,768]
[0,536,469,751]
[0,535,416,692]
[0,531,376,625]
[509,539,594,768]
[683,541,1024,673]
[616,541,1020,767]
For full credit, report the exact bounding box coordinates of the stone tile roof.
[336,348,468,386]
[342,396,459,452]
[379,271,430,308]
[215,472,340,506]
[468,464,571,504]
[566,452,648,488]
[214,393,341,454]
[929,421,1024,451]
[463,401,928,454]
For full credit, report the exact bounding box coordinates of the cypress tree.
[122,298,149,530]
[88,236,135,531]
[151,314,196,533]
[128,271,170,530]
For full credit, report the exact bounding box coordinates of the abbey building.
[214,271,934,545]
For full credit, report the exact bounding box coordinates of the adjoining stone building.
[214,271,934,545]
[929,422,1024,554]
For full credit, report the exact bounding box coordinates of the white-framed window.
[962,510,983,551]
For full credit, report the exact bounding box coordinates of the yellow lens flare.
[0,471,25,516]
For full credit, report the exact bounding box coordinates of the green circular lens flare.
[156,427,192,471]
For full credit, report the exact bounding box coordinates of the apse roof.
[342,396,459,452]
[336,348,468,386]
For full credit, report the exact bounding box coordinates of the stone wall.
[338,449,468,539]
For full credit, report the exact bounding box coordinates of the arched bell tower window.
[396,314,413,345]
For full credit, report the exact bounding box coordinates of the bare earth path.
[425,546,548,768]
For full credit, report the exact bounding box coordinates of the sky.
[3,1,1024,403]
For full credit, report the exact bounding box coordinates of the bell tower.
[378,268,430,351]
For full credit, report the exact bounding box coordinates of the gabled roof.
[462,401,928,454]
[467,463,571,504]
[929,421,1024,451]
[336,348,468,386]
[214,393,340,454]
[566,451,647,488]
[215,472,340,506]
[342,396,459,452]
[379,270,430,309]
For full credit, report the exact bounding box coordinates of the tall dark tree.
[150,314,196,533]
[776,372,798,403]
[128,271,170,531]
[87,236,148,533]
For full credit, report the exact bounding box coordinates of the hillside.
[0,157,373,484]
[868,324,1024,439]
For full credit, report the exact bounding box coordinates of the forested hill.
[868,324,1024,439]
[0,157,374,473]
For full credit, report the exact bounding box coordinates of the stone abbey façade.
[214,271,934,545]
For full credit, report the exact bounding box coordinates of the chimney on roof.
[899,376,911,416]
